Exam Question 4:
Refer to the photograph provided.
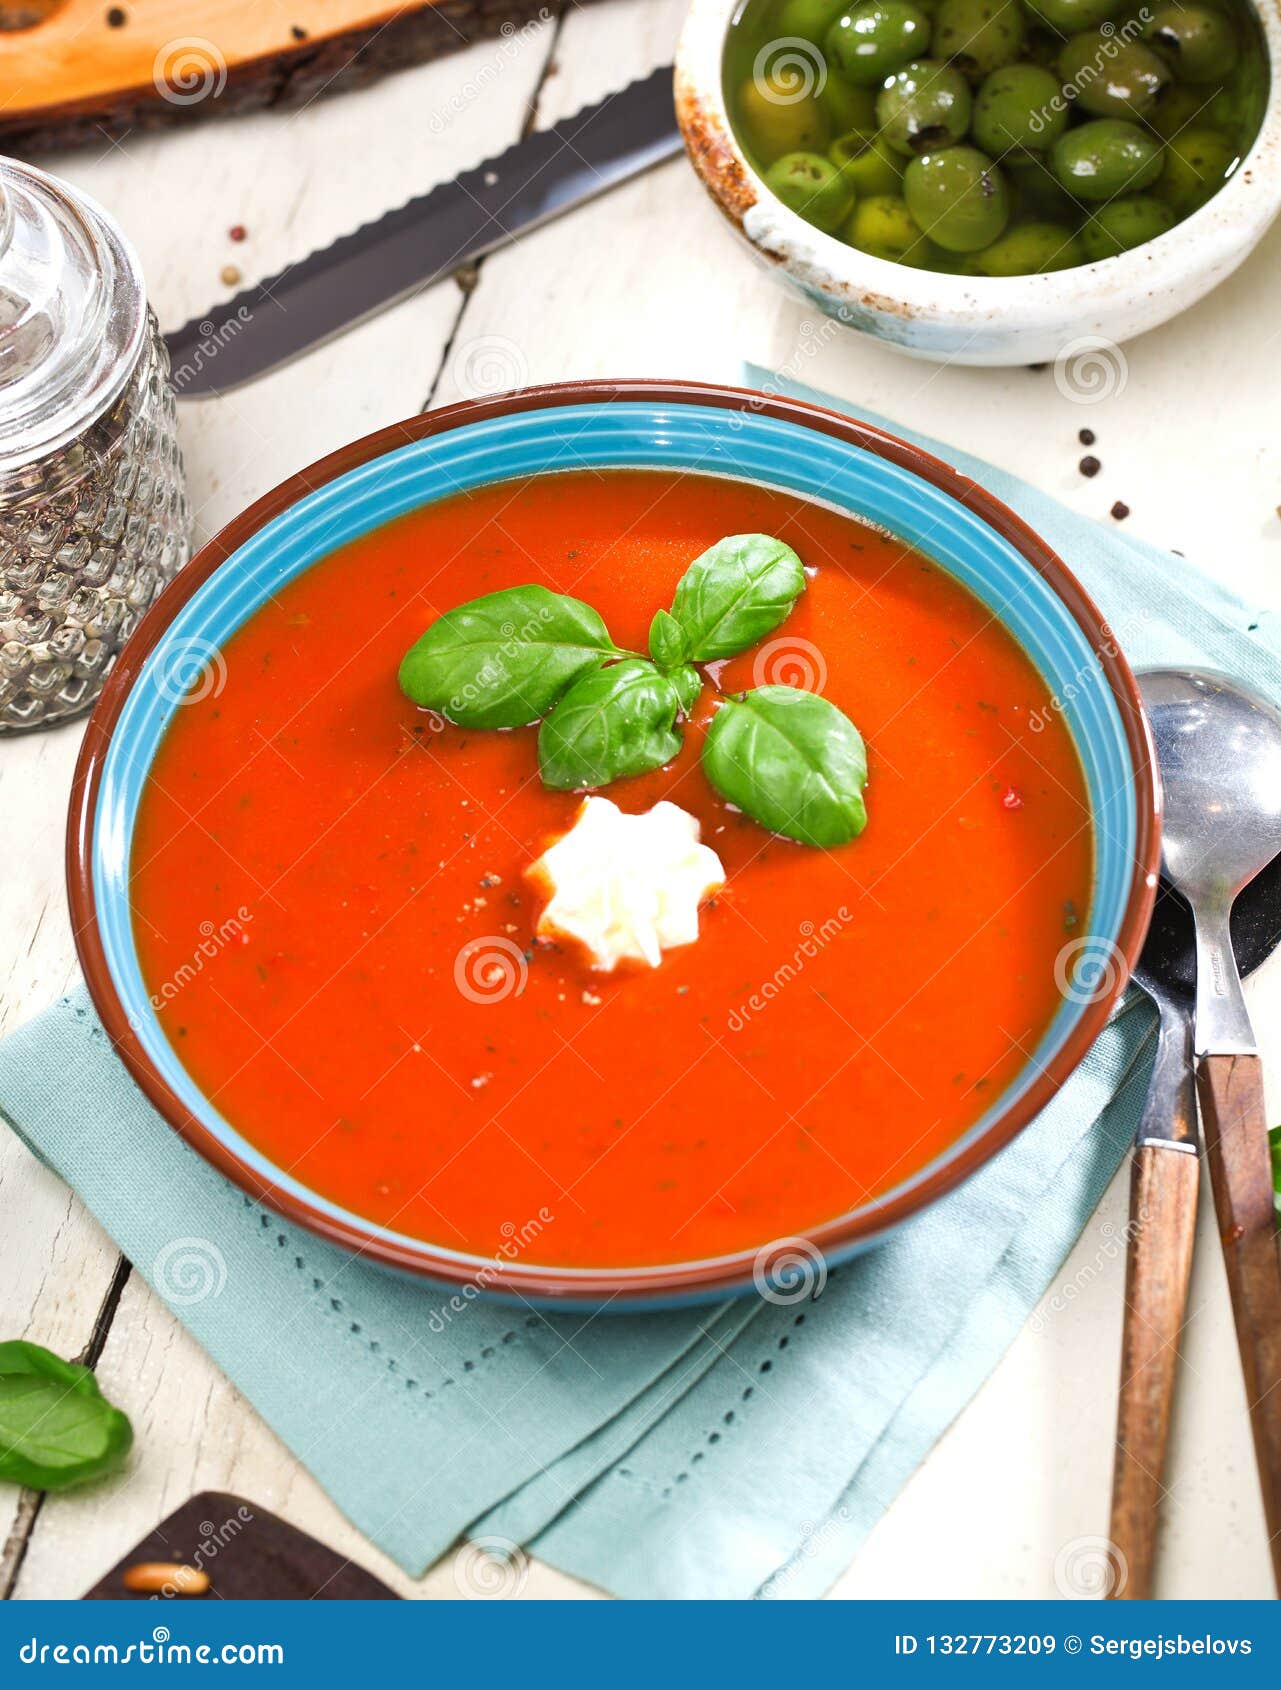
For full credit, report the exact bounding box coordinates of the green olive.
[830,127,904,192]
[825,0,932,85]
[1144,81,1214,137]
[844,192,927,257]
[820,66,880,130]
[902,145,1011,250]
[971,63,1067,152]
[876,59,973,153]
[1005,154,1081,219]
[1057,31,1172,119]
[1022,24,1065,67]
[1206,84,1243,126]
[1079,193,1177,257]
[736,73,832,163]
[763,150,857,229]
[970,220,1084,272]
[900,237,973,267]
[1022,0,1116,33]
[1144,3,1239,81]
[1050,118,1164,199]
[932,0,1024,82]
[1154,124,1239,211]
[772,0,850,39]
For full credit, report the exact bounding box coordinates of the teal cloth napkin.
[3,371,1280,1600]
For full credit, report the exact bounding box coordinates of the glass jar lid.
[0,157,147,490]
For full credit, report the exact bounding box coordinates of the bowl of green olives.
[675,0,1280,362]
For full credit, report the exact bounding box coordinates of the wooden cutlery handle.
[1109,1142,1199,1600]
[1197,1052,1281,1594]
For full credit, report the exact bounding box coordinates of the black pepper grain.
[1078,428,1095,446]
[106,4,126,22]
[1079,455,1101,478]
[1111,500,1130,521]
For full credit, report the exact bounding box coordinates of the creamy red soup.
[130,469,1092,1268]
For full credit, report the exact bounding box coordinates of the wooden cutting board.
[81,1492,400,1599]
[0,0,563,153]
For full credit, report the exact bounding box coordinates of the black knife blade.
[164,65,681,398]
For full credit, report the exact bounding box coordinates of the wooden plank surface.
[3,0,1281,1600]
[0,0,576,151]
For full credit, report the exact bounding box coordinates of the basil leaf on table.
[0,1340,133,1492]
[398,585,627,728]
[669,534,806,661]
[539,659,687,790]
[1270,1125,1281,1212]
[703,685,868,847]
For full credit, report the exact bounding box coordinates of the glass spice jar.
[0,157,191,733]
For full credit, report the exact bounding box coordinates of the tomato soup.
[130,469,1092,1268]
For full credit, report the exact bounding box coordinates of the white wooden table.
[3,0,1281,1601]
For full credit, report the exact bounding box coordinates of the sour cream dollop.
[529,796,726,971]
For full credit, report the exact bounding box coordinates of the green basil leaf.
[539,659,685,791]
[648,608,687,668]
[702,685,868,847]
[669,534,806,662]
[398,585,627,728]
[669,665,702,717]
[0,1340,133,1492]
[1270,1125,1281,1213]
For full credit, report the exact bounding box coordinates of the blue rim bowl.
[67,380,1160,1308]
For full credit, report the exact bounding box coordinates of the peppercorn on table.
[3,0,1281,1600]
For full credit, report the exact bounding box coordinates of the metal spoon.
[1135,668,1281,1594]
[1147,669,1281,1052]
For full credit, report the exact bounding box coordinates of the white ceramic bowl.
[675,0,1281,365]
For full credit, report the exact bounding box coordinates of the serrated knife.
[164,66,681,399]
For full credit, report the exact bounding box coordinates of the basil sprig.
[668,534,805,661]
[703,686,868,848]
[397,532,869,846]
[398,585,628,729]
[0,1341,133,1492]
[539,659,692,790]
